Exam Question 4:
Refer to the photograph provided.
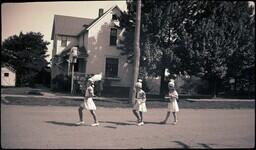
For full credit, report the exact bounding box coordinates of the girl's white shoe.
[137,122,144,126]
[172,120,178,125]
[76,121,85,125]
[91,122,100,127]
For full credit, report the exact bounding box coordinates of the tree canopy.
[118,0,255,96]
[2,32,50,85]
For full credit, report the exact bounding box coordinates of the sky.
[1,1,127,62]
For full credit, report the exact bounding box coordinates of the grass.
[2,96,255,109]
[1,86,255,109]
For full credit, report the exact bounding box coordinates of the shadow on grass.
[45,121,78,127]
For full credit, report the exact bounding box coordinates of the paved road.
[1,104,255,149]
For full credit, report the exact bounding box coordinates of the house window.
[4,73,9,77]
[110,28,117,45]
[61,37,67,47]
[105,58,118,78]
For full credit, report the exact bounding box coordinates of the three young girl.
[76,78,179,126]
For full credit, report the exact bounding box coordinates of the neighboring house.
[1,65,16,87]
[51,5,134,94]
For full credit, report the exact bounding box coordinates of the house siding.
[1,67,16,87]
[55,35,78,55]
[79,32,89,50]
[86,7,132,87]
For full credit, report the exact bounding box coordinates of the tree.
[119,0,214,95]
[225,1,255,94]
[186,1,255,97]
[119,0,255,97]
[2,32,50,86]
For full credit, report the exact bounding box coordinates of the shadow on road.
[103,125,117,129]
[100,121,134,126]
[127,120,165,125]
[144,121,164,125]
[45,121,77,127]
[172,141,190,148]
[197,143,213,149]
[172,141,213,149]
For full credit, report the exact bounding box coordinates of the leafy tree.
[119,0,255,97]
[2,32,50,86]
[224,1,255,94]
[119,0,214,95]
[187,1,255,97]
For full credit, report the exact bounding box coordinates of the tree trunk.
[213,79,217,98]
[129,0,141,104]
[213,77,218,98]
[160,66,167,97]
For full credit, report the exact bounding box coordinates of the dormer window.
[61,37,67,47]
[112,14,118,20]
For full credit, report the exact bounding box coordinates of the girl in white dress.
[76,78,99,126]
[161,79,179,125]
[132,80,147,126]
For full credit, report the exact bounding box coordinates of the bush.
[51,74,71,92]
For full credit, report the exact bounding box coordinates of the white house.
[51,5,134,94]
[1,65,16,87]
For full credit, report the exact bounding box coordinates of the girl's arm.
[85,87,94,99]
[140,92,146,103]
[136,91,146,104]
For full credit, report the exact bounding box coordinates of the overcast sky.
[1,1,127,62]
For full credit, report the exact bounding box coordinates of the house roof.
[51,15,94,40]
[51,5,122,39]
[1,64,16,73]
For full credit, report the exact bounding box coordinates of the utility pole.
[70,47,78,94]
[71,62,74,94]
[130,0,141,104]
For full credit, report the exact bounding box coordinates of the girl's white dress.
[133,90,147,112]
[82,86,96,110]
[168,90,179,112]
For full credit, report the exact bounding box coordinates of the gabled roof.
[51,15,94,40]
[78,5,122,36]
[51,5,123,40]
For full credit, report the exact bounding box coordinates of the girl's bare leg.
[172,112,178,123]
[90,110,98,123]
[161,111,171,124]
[133,110,140,122]
[139,111,143,122]
[78,106,84,122]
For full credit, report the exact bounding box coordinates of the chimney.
[98,8,104,17]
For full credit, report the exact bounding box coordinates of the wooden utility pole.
[130,0,141,104]
[71,63,74,94]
